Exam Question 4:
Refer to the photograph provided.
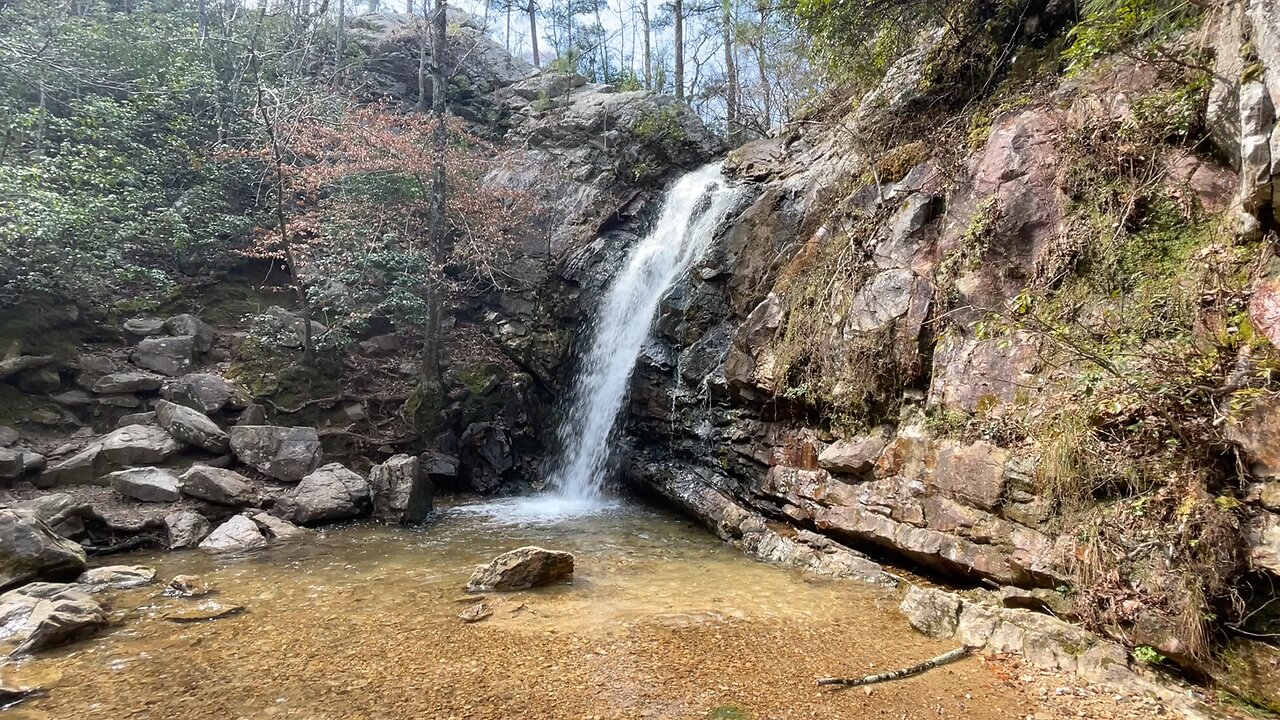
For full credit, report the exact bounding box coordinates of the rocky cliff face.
[616,0,1280,696]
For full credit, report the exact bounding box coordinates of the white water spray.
[542,163,741,511]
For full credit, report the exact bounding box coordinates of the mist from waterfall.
[540,163,741,512]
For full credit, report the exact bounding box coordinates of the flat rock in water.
[163,600,244,623]
[77,565,156,590]
[0,583,107,656]
[467,546,575,592]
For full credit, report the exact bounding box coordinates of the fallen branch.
[816,646,972,688]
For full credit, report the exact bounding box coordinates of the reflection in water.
[4,499,1040,719]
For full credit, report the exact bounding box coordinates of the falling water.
[542,163,741,510]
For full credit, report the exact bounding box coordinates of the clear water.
[0,499,1052,720]
[547,164,743,503]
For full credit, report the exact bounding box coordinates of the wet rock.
[131,336,195,376]
[284,463,371,524]
[164,314,215,354]
[117,411,156,427]
[250,512,307,541]
[123,317,167,337]
[161,373,246,415]
[155,400,229,453]
[165,574,208,597]
[460,422,515,474]
[99,424,183,466]
[92,371,164,395]
[16,366,61,394]
[164,600,245,623]
[37,445,106,488]
[179,465,255,506]
[198,515,267,553]
[467,546,575,591]
[165,511,211,550]
[0,510,87,590]
[228,425,323,482]
[818,431,890,475]
[77,565,156,590]
[899,586,963,638]
[370,454,433,524]
[108,467,182,503]
[0,583,106,656]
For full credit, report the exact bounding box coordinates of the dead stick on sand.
[816,646,973,688]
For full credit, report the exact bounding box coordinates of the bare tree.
[673,0,682,99]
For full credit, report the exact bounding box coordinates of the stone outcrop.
[370,454,432,524]
[0,510,87,590]
[228,426,323,482]
[467,546,575,591]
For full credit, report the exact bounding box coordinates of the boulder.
[466,546,575,591]
[818,431,890,475]
[179,465,255,506]
[92,371,164,394]
[161,373,246,415]
[357,334,402,356]
[0,583,106,656]
[13,493,93,539]
[98,393,142,408]
[284,463,371,524]
[198,515,268,553]
[1246,510,1280,575]
[165,511,211,550]
[0,426,18,447]
[155,400,229,453]
[36,445,107,488]
[131,335,195,376]
[0,355,54,382]
[99,424,183,466]
[107,467,182,503]
[16,366,61,394]
[228,425,323,481]
[0,448,23,479]
[0,510,87,590]
[18,451,45,475]
[165,574,208,597]
[236,404,268,425]
[77,565,156,590]
[123,316,167,337]
[263,305,327,349]
[370,454,433,524]
[250,512,307,540]
[50,389,94,406]
[164,314,215,353]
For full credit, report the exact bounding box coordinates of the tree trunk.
[721,0,737,139]
[407,0,414,12]
[641,0,650,89]
[423,0,449,388]
[336,0,346,76]
[198,0,208,39]
[528,0,539,68]
[417,3,429,112]
[755,3,770,129]
[673,0,683,100]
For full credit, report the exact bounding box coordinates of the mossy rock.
[1214,639,1280,714]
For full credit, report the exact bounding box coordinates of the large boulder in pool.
[0,510,87,591]
[370,454,432,524]
[0,582,107,656]
[198,515,267,553]
[279,463,370,524]
[228,426,323,482]
[467,546,575,591]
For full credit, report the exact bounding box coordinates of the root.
[816,646,972,688]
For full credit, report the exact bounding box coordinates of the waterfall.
[547,162,742,506]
